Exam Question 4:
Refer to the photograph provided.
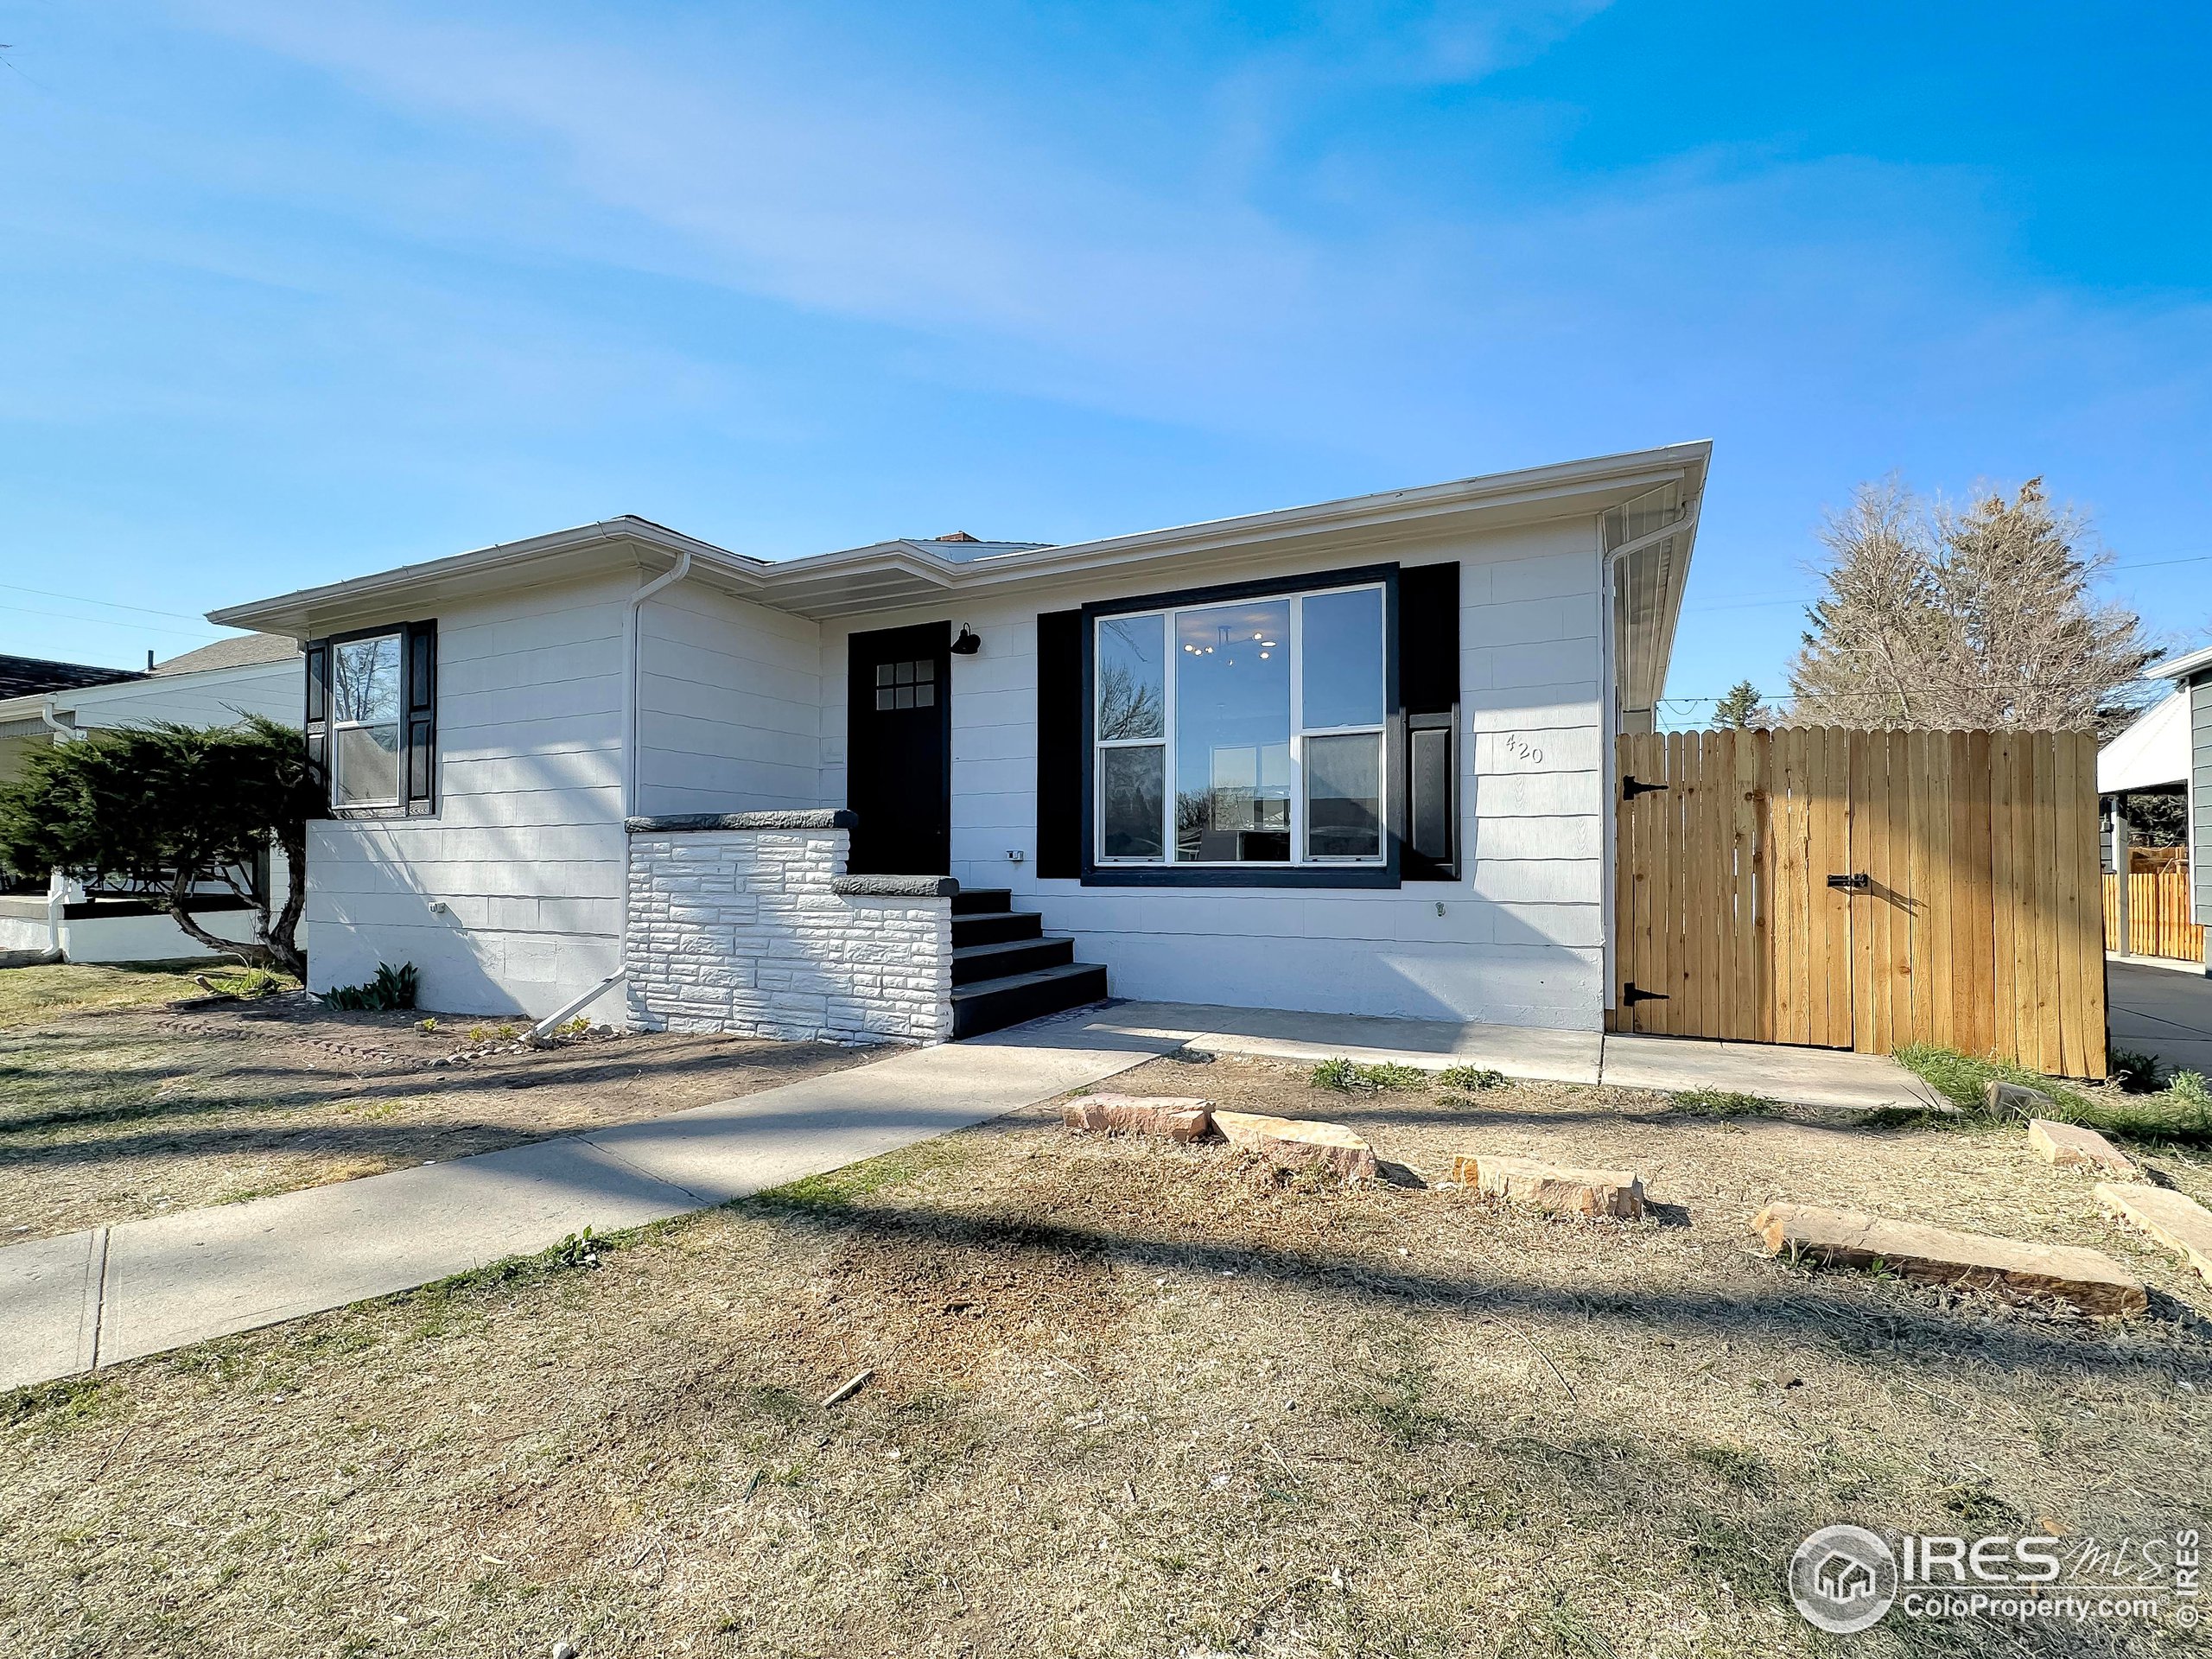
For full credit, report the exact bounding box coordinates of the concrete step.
[951,962,1109,1040]
[950,909,1043,948]
[950,887,1013,915]
[951,934,1076,986]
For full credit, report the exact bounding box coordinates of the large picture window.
[330,632,404,809]
[1093,581,1387,868]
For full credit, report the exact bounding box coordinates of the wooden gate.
[1613,728,2107,1078]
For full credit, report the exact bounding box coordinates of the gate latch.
[1621,775,1668,800]
[1826,872,1871,892]
[1620,982,1669,1005]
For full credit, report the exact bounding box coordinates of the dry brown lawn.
[3,1052,2209,1657]
[0,986,874,1240]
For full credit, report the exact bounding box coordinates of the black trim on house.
[1035,608,1084,879]
[1399,560,1460,880]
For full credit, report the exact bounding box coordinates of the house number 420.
[1503,734,1546,766]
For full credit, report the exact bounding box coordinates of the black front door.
[847,620,952,875]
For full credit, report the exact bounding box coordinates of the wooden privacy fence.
[1614,728,2107,1078]
[2103,855,2204,963]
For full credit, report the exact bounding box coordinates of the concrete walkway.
[1096,1001,1940,1113]
[0,1011,1186,1393]
[2107,958,2212,1077]
[0,997,1935,1395]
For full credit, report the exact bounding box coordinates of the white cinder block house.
[209,443,1707,1041]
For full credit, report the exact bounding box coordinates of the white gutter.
[622,550,693,817]
[38,698,77,739]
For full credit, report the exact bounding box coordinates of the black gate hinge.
[1621,982,1669,1005]
[1622,775,1668,800]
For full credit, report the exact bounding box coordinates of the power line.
[0,602,226,643]
[0,582,218,623]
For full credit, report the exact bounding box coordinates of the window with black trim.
[330,632,404,809]
[308,619,436,817]
[1094,581,1388,868]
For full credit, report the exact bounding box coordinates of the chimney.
[933,531,980,543]
[146,650,156,671]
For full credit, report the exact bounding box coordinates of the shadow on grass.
[728,1187,2211,1389]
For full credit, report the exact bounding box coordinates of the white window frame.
[330,630,405,811]
[1092,581,1388,868]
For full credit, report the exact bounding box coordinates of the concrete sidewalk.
[0,1010,1186,1393]
[0,996,1936,1395]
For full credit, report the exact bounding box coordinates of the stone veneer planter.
[623,812,953,1045]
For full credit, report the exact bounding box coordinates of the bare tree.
[1787,477,2155,734]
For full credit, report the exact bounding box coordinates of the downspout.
[608,550,692,1026]
[623,550,693,817]
[35,700,77,960]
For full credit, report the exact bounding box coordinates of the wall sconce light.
[950,625,982,655]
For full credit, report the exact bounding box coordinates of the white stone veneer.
[624,816,952,1044]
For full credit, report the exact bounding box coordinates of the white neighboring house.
[209,443,1708,1041]
[2116,645,2212,964]
[0,634,307,963]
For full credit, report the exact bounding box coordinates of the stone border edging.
[828,875,960,898]
[624,810,859,833]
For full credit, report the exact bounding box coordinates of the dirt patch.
[3,1055,2210,1656]
[0,992,878,1239]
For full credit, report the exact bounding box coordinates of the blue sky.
[3,2,2209,719]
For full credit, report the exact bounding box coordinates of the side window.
[308,620,436,815]
[330,633,404,809]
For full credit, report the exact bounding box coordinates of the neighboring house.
[0,633,306,963]
[2138,645,2212,957]
[208,442,1708,1040]
[0,653,147,785]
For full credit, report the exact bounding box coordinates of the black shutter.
[1036,608,1084,878]
[303,639,331,817]
[403,620,437,816]
[1400,562,1459,880]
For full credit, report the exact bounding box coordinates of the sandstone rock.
[2097,1182,2212,1284]
[1749,1202,2146,1316]
[2027,1118,2136,1177]
[1062,1094,1212,1143]
[1450,1154,1645,1219]
[1211,1109,1377,1180]
[1985,1079,2053,1116]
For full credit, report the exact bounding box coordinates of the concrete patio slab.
[0,1007,1184,1393]
[1597,1034,1942,1113]
[1097,1001,1605,1084]
[1096,1000,1934,1112]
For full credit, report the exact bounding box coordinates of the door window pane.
[1100,746,1165,858]
[1305,732,1382,859]
[874,658,935,709]
[1300,587,1385,729]
[1175,601,1290,861]
[1096,614,1165,739]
